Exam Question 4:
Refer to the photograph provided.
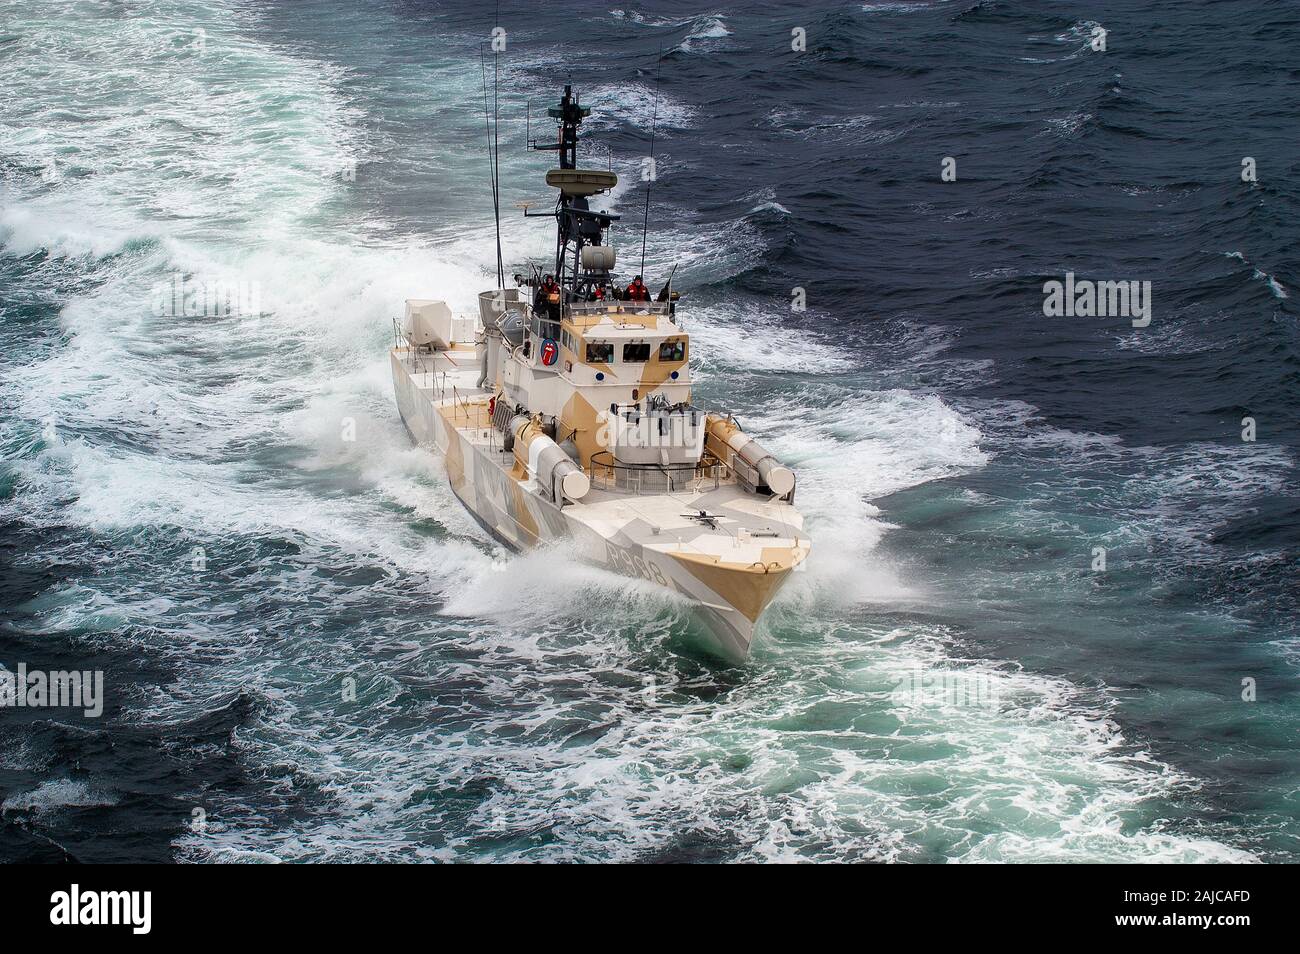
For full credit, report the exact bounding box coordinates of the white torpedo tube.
[705,414,796,498]
[510,414,590,504]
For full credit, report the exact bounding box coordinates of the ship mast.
[527,85,619,303]
[550,85,584,291]
[553,83,581,171]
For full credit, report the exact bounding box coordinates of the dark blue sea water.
[1,0,1296,862]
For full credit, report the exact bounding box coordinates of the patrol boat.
[390,85,809,661]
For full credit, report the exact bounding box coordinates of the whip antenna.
[493,4,504,287]
[639,50,663,278]
[479,39,505,289]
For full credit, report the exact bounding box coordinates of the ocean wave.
[605,9,733,53]
[2,778,118,814]
[1223,251,1290,300]
[766,110,908,146]
[678,16,732,54]
[861,1,953,14]
[581,81,697,132]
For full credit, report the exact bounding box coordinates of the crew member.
[657,281,676,316]
[535,274,561,321]
[625,275,651,301]
[533,274,552,311]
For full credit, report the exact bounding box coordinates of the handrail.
[529,314,562,341]
[394,318,437,378]
[567,300,670,316]
[588,451,731,495]
[451,384,475,421]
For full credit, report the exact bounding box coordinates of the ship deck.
[392,343,807,568]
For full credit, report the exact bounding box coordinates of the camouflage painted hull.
[392,347,808,661]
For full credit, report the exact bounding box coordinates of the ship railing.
[566,301,673,320]
[588,451,731,495]
[528,314,562,342]
[449,384,484,422]
[393,317,434,376]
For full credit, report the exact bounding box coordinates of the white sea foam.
[861,1,951,13]
[174,609,1258,863]
[766,110,909,147]
[609,9,700,28]
[1253,269,1288,299]
[679,16,732,53]
[582,82,698,132]
[1042,111,1094,139]
[1223,251,1289,299]
[686,301,854,376]
[1,778,118,814]
[755,386,986,609]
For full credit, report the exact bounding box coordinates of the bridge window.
[586,341,614,363]
[623,342,651,362]
[658,340,686,362]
